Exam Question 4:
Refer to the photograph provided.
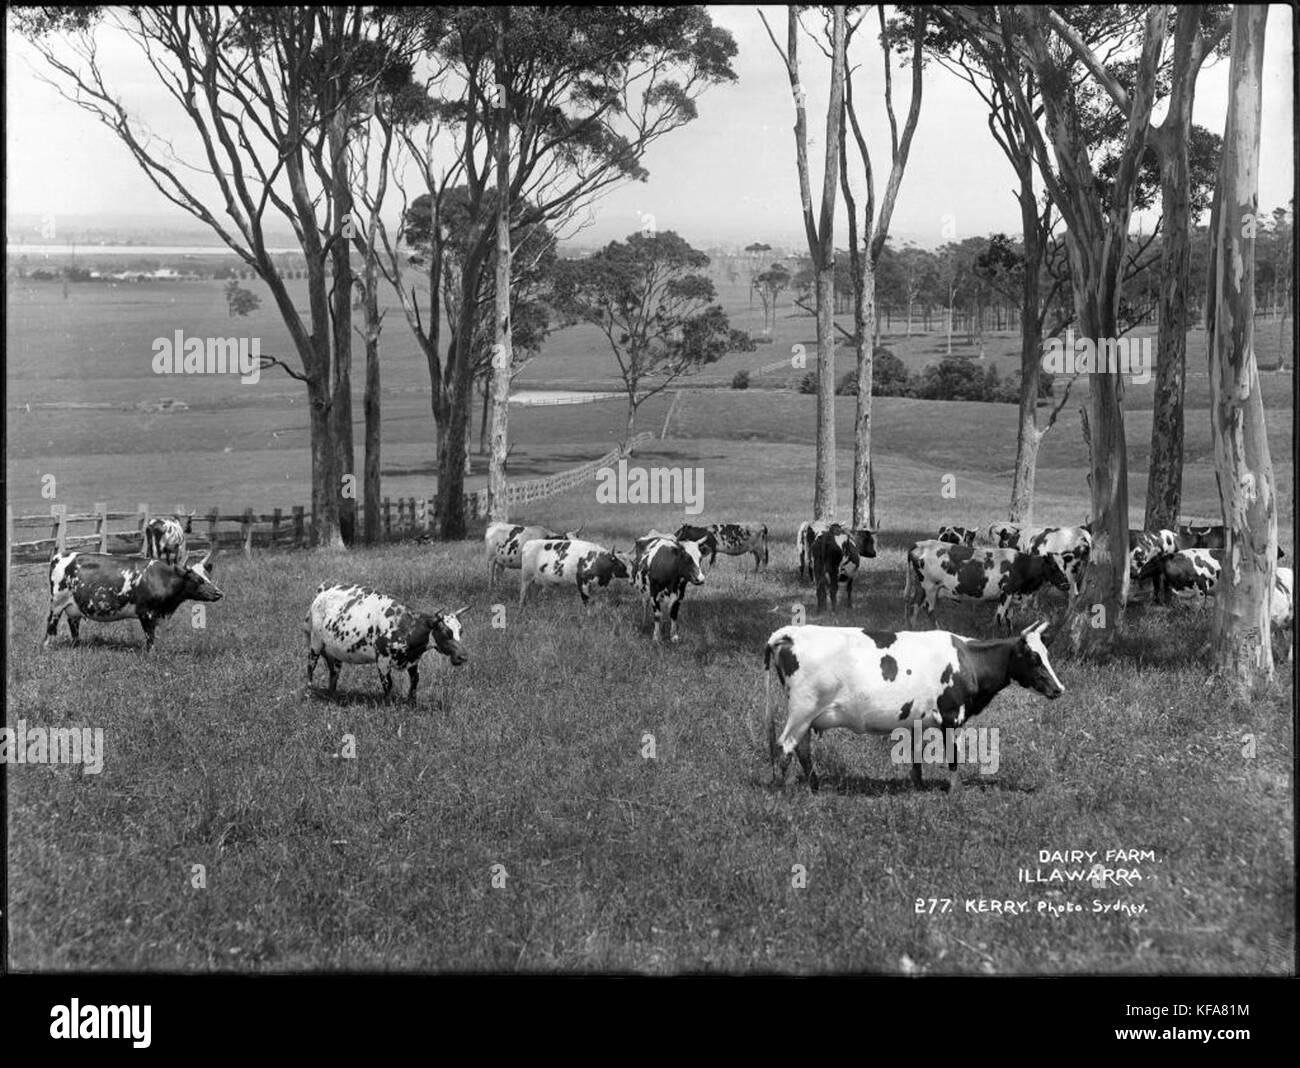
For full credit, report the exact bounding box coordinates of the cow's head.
[429,606,469,666]
[596,547,631,584]
[1037,552,1071,593]
[1009,620,1065,699]
[180,550,223,601]
[853,527,878,558]
[679,540,706,585]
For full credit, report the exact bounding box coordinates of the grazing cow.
[1021,525,1092,598]
[1128,529,1179,599]
[1272,567,1294,663]
[675,522,769,571]
[45,550,222,651]
[144,512,195,565]
[630,533,705,642]
[306,583,467,702]
[796,520,831,579]
[763,620,1064,791]
[518,537,629,607]
[1136,548,1221,603]
[937,525,978,546]
[485,522,582,585]
[810,524,877,612]
[905,539,1069,632]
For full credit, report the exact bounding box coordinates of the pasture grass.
[7,477,1294,973]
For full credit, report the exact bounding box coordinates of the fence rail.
[6,432,656,566]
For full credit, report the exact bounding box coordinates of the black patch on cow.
[898,699,914,721]
[880,654,898,682]
[775,643,799,682]
[866,629,897,647]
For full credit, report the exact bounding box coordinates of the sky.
[6,5,1295,251]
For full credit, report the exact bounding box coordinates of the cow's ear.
[199,549,216,572]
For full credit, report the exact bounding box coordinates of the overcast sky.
[6,5,1295,250]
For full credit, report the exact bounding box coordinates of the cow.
[904,539,1069,632]
[1021,525,1092,598]
[630,533,705,642]
[985,522,1021,548]
[1128,529,1179,599]
[763,620,1064,791]
[675,523,769,572]
[1136,548,1221,603]
[306,583,467,702]
[937,525,978,546]
[144,511,195,565]
[1272,567,1294,663]
[1177,522,1225,550]
[518,537,629,607]
[810,524,878,613]
[485,522,582,585]
[796,520,831,579]
[45,550,222,651]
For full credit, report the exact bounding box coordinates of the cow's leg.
[138,614,159,651]
[518,576,530,608]
[45,593,72,647]
[650,590,664,642]
[668,589,683,643]
[795,729,818,792]
[307,646,320,686]
[924,589,938,629]
[67,615,82,644]
[844,577,853,610]
[774,698,816,787]
[326,656,341,697]
[406,664,420,704]
[377,656,395,699]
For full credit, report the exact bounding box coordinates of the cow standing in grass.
[518,538,629,607]
[630,533,705,642]
[45,549,222,651]
[763,620,1064,790]
[796,520,831,579]
[810,524,876,612]
[905,540,1069,632]
[675,522,769,572]
[306,583,468,702]
[144,512,195,565]
[484,522,582,585]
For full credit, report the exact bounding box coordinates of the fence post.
[407,497,416,533]
[383,497,392,537]
[52,505,67,553]
[272,507,282,547]
[418,499,428,532]
[293,506,305,548]
[94,501,108,552]
[242,507,254,557]
[138,502,150,555]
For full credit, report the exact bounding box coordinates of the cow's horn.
[450,605,470,617]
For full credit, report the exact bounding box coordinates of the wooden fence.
[6,432,656,566]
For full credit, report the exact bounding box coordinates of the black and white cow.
[518,537,629,607]
[630,533,705,642]
[937,525,978,546]
[485,522,582,585]
[1177,522,1226,550]
[904,539,1069,632]
[306,583,467,702]
[796,520,831,579]
[45,550,222,651]
[1136,548,1221,603]
[1020,525,1091,598]
[810,524,877,612]
[1272,567,1294,663]
[763,620,1064,791]
[675,523,769,571]
[1128,529,1179,599]
[985,522,1021,548]
[144,512,195,565]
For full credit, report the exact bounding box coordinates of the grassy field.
[5,270,1295,974]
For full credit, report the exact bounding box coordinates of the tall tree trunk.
[1009,188,1045,524]
[479,380,490,454]
[486,10,513,524]
[327,85,356,547]
[814,264,838,521]
[851,259,875,529]
[1208,4,1275,692]
[361,255,382,545]
[307,378,343,549]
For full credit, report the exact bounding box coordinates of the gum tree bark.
[1207,4,1276,692]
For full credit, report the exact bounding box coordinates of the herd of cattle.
[37,510,1293,790]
